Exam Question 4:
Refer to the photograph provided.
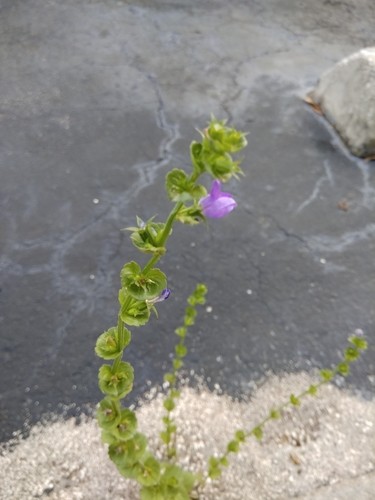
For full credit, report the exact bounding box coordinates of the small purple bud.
[147,288,171,305]
[159,288,171,301]
[200,180,237,219]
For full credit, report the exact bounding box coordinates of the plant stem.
[142,201,184,274]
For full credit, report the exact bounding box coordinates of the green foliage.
[349,335,367,350]
[174,327,187,338]
[190,117,247,182]
[159,283,209,462]
[344,346,359,362]
[208,457,222,479]
[252,426,263,440]
[205,117,248,154]
[95,117,368,498]
[140,465,195,500]
[227,440,240,453]
[175,344,187,358]
[166,169,207,202]
[164,373,176,385]
[175,203,205,225]
[132,456,161,487]
[120,261,167,300]
[290,394,300,406]
[308,384,318,396]
[113,409,137,441]
[127,216,167,255]
[173,359,183,370]
[119,290,150,327]
[337,362,350,376]
[98,362,134,398]
[96,398,121,430]
[95,326,131,360]
[320,368,333,382]
[184,306,197,326]
[109,432,147,469]
[163,398,175,412]
[235,430,246,442]
[269,409,281,419]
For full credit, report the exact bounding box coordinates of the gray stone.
[310,47,375,158]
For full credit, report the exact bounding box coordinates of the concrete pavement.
[1,0,374,495]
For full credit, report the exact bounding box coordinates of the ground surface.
[0,0,375,497]
[0,374,374,499]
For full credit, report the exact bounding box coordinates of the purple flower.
[147,288,171,305]
[200,180,237,219]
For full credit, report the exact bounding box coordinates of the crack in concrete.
[296,159,335,214]
[356,161,375,210]
[306,223,375,253]
[25,76,181,382]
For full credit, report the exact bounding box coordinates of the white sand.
[1,372,374,500]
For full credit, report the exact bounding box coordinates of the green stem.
[143,201,183,274]
[112,314,126,372]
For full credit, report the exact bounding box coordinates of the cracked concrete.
[0,0,374,479]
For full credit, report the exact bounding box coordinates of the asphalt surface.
[1,0,374,468]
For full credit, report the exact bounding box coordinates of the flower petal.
[200,180,237,218]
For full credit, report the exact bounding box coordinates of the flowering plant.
[95,118,367,499]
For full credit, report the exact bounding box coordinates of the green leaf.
[183,306,196,325]
[96,397,121,430]
[140,486,166,500]
[120,262,167,300]
[290,394,300,406]
[101,429,119,445]
[195,283,208,296]
[133,456,161,487]
[203,151,243,182]
[113,409,137,441]
[98,362,134,398]
[252,426,263,441]
[161,465,196,497]
[349,335,368,350]
[175,344,187,358]
[219,456,229,467]
[337,362,350,376]
[175,204,205,225]
[160,430,171,444]
[269,409,281,419]
[227,440,240,453]
[173,359,183,370]
[127,217,166,254]
[95,326,131,360]
[308,384,318,396]
[166,168,206,202]
[208,465,222,479]
[235,430,246,442]
[320,369,333,382]
[175,327,187,338]
[163,398,175,412]
[120,291,150,327]
[163,373,176,385]
[109,432,147,468]
[209,457,219,468]
[344,347,359,362]
[190,142,205,175]
[205,117,248,154]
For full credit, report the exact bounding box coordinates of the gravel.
[0,372,374,500]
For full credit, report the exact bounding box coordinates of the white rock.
[310,47,375,158]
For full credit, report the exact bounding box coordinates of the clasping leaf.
[98,362,134,398]
[166,168,206,202]
[121,261,167,300]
